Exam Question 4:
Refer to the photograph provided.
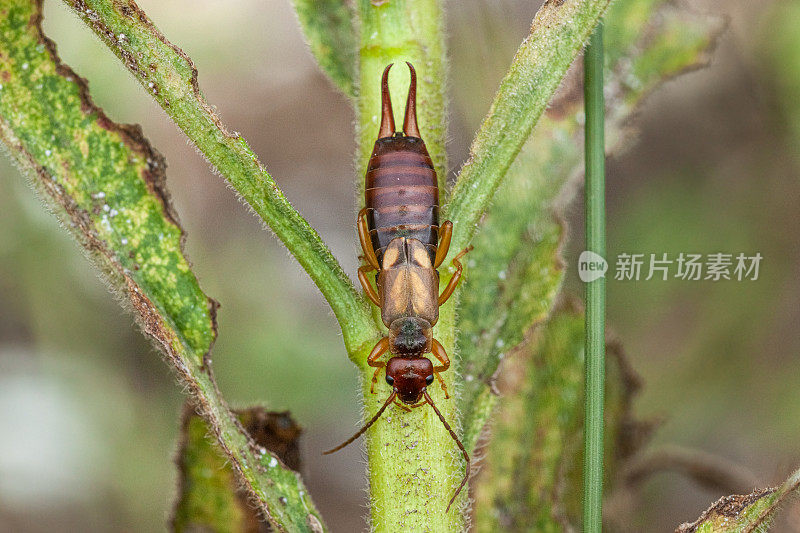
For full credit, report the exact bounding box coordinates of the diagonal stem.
[445,0,612,256]
[61,0,380,354]
[0,2,326,529]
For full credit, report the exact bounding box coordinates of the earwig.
[324,62,472,512]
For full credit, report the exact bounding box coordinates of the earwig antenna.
[423,390,470,512]
[402,62,420,138]
[323,391,397,455]
[378,64,396,139]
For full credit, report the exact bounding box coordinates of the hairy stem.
[349,1,465,530]
[0,1,324,529]
[676,468,800,532]
[62,0,379,353]
[445,0,612,255]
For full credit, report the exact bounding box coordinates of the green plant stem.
[61,0,379,354]
[0,2,324,529]
[351,2,466,530]
[582,25,606,533]
[445,0,612,256]
[356,0,448,194]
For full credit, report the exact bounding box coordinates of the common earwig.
[324,63,472,512]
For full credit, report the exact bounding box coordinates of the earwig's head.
[385,356,434,404]
[388,317,432,357]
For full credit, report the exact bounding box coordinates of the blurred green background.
[0,0,798,531]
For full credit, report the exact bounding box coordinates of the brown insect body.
[365,134,439,264]
[326,63,472,513]
[380,239,439,350]
[365,62,442,365]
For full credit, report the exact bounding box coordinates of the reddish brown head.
[385,356,434,404]
[324,359,471,512]
[324,353,470,513]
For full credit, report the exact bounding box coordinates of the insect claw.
[403,62,420,138]
[378,64,396,138]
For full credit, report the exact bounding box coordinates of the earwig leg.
[370,368,383,394]
[358,264,381,306]
[369,369,383,394]
[433,372,449,399]
[367,338,388,365]
[367,337,390,394]
[430,339,451,399]
[437,245,473,306]
[357,208,381,306]
[393,400,412,412]
[434,221,453,268]
[358,208,381,271]
[430,339,451,372]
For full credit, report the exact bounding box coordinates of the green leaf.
[0,2,325,531]
[675,468,800,533]
[173,405,304,533]
[458,131,572,452]
[459,0,724,451]
[292,0,357,98]
[472,304,646,531]
[473,308,585,532]
[61,0,378,354]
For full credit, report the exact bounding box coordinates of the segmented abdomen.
[365,135,439,262]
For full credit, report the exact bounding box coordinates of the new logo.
[578,251,608,283]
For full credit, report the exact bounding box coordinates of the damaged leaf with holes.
[173,405,304,533]
[0,0,325,531]
[0,1,214,355]
[675,468,800,532]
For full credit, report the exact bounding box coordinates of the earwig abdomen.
[365,134,439,263]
